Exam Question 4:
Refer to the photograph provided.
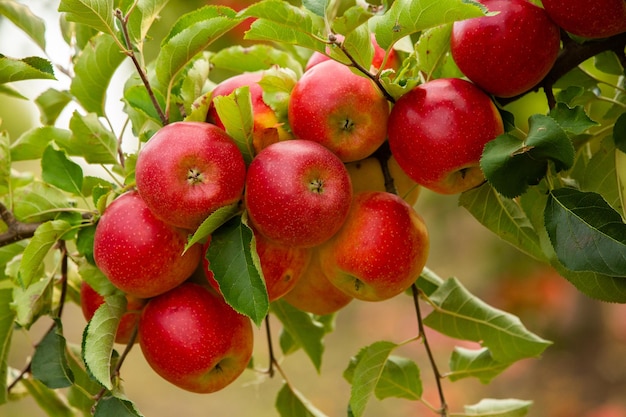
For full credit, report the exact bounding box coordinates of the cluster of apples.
[80,0,626,395]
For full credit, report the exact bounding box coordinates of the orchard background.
[1,0,626,416]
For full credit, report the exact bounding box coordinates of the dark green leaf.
[31,319,74,388]
[447,347,509,383]
[0,1,46,50]
[41,146,84,195]
[58,0,117,36]
[10,126,72,161]
[545,188,626,277]
[0,287,15,405]
[614,112,626,153]
[275,383,329,417]
[0,55,55,83]
[94,395,144,417]
[373,356,422,401]
[35,89,73,125]
[548,102,598,135]
[185,203,240,252]
[211,44,303,75]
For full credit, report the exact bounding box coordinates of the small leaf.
[373,356,422,401]
[275,383,329,417]
[0,1,46,50]
[548,102,598,135]
[58,111,119,165]
[545,188,626,277]
[12,274,52,328]
[41,146,84,195]
[58,0,116,36]
[10,126,71,161]
[331,5,374,36]
[207,216,269,326]
[211,44,303,76]
[0,287,15,405]
[0,130,9,193]
[447,347,509,384]
[185,203,240,251]
[93,395,144,417]
[18,377,77,417]
[123,0,169,52]
[0,55,55,83]
[463,398,532,416]
[35,89,73,125]
[415,24,462,81]
[31,319,74,388]
[66,345,101,414]
[614,112,626,153]
[212,86,255,164]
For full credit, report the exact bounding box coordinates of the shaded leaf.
[373,356,422,401]
[31,319,74,388]
[35,89,73,125]
[0,287,15,405]
[548,102,598,135]
[94,395,144,417]
[447,347,509,384]
[19,377,78,417]
[275,383,329,417]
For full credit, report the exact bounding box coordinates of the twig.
[264,314,276,378]
[0,202,41,247]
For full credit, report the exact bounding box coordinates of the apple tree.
[1,0,626,416]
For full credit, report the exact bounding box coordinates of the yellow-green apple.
[202,230,312,302]
[138,282,253,393]
[450,0,561,98]
[282,248,353,315]
[206,72,292,153]
[135,121,246,231]
[244,140,352,247]
[305,34,401,73]
[387,77,504,194]
[288,59,390,162]
[93,192,202,298]
[318,191,429,302]
[541,0,626,39]
[79,281,146,344]
[345,155,420,206]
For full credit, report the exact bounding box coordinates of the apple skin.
[206,72,292,153]
[93,192,202,299]
[288,59,390,162]
[282,247,353,315]
[135,121,246,231]
[387,78,504,194]
[450,0,561,98]
[138,282,253,394]
[541,0,626,39]
[79,281,146,344]
[202,230,312,302]
[318,191,429,302]
[244,139,353,247]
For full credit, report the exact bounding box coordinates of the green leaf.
[123,80,166,126]
[10,126,71,161]
[370,0,485,50]
[41,146,84,196]
[614,112,626,153]
[447,347,509,384]
[459,183,546,262]
[0,55,55,83]
[186,203,240,252]
[123,0,170,52]
[0,130,9,193]
[94,396,144,417]
[213,86,255,164]
[35,89,73,125]
[78,260,118,297]
[0,287,15,405]
[463,398,532,416]
[259,67,298,127]
[423,277,552,363]
[548,102,598,135]
[271,299,326,371]
[12,274,52,328]
[0,242,27,281]
[340,25,374,70]
[481,115,575,198]
[66,344,101,414]
[331,5,373,36]
[58,111,119,165]
[155,6,241,92]
[70,33,126,116]
[206,216,269,326]
[302,0,327,17]
[19,377,78,417]
[211,44,303,76]
[545,188,626,277]
[31,319,74,388]
[373,356,422,401]
[12,181,75,222]
[275,383,329,417]
[415,24,462,81]
[18,220,73,288]
[0,0,46,50]
[343,340,398,417]
[58,0,116,36]
[82,292,126,390]
[0,83,27,99]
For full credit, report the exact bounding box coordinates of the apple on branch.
[541,0,626,39]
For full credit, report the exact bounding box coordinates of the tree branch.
[0,202,41,247]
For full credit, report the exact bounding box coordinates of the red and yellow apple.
[541,0,626,39]
[387,77,504,194]
[138,282,253,393]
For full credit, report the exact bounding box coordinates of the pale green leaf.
[35,89,73,126]
[275,383,329,417]
[0,130,9,193]
[0,0,46,50]
[0,287,15,405]
[185,203,240,251]
[0,55,55,83]
[212,86,255,164]
[447,347,509,384]
[373,356,422,401]
[124,0,170,51]
[58,111,119,165]
[12,181,75,223]
[19,377,78,417]
[461,398,532,416]
[58,0,116,36]
[211,44,304,76]
[12,274,52,328]
[10,126,71,161]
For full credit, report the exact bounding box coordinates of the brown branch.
[0,202,41,247]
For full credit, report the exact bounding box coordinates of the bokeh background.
[2,1,626,416]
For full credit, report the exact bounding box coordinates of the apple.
[387,77,504,194]
[206,71,292,153]
[138,282,253,393]
[202,229,312,302]
[450,0,561,98]
[244,139,353,247]
[93,192,203,299]
[541,0,626,39]
[282,248,353,315]
[135,121,246,231]
[305,34,400,73]
[288,59,390,162]
[318,191,429,302]
[79,281,146,344]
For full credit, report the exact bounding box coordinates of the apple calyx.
[308,178,325,194]
[187,168,205,185]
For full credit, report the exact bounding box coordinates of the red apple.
[93,192,202,298]
[202,230,312,302]
[79,281,146,344]
[206,72,292,153]
[450,0,561,98]
[244,139,353,247]
[541,0,626,39]
[387,77,504,194]
[138,282,253,393]
[319,191,429,302]
[288,59,390,162]
[135,121,246,231]
[282,248,353,315]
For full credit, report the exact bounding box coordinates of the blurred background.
[2,1,626,416]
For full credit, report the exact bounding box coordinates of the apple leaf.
[41,146,84,196]
[93,395,144,417]
[415,24,463,81]
[423,277,552,363]
[31,319,74,389]
[370,0,486,50]
[416,266,445,297]
[481,114,575,198]
[123,80,167,127]
[0,1,46,50]
[275,383,329,417]
[271,300,326,372]
[211,44,304,76]
[371,356,422,401]
[463,398,532,416]
[82,293,126,391]
[0,130,9,192]
[447,347,509,384]
[35,89,73,126]
[206,216,269,327]
[259,67,298,128]
[0,286,15,405]
[545,188,626,277]
[12,181,75,223]
[66,345,101,415]
[10,126,71,161]
[212,86,256,164]
[0,55,55,83]
[58,0,116,36]
[17,377,78,417]
[331,5,373,36]
[122,0,169,52]
[548,102,598,135]
[185,202,241,251]
[340,24,374,71]
[70,33,126,116]
[12,274,52,328]
[614,112,626,153]
[343,340,398,417]
[57,111,119,165]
